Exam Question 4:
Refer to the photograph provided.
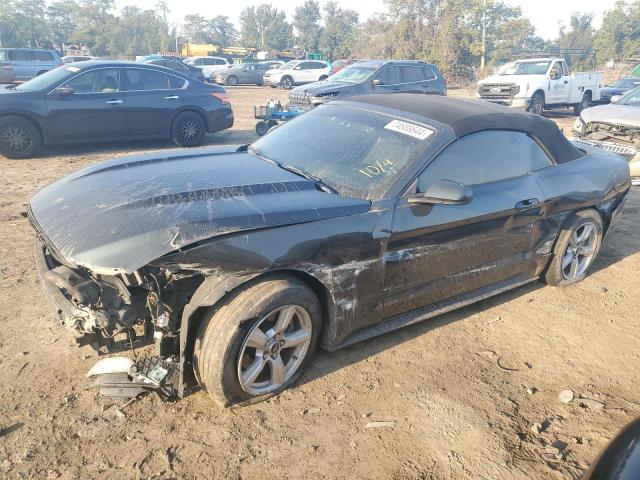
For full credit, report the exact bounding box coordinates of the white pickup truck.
[477,58,603,115]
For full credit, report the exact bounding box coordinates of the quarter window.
[31,50,55,61]
[418,130,552,188]
[8,50,30,61]
[63,68,120,93]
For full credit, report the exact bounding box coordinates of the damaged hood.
[581,104,640,128]
[29,147,370,274]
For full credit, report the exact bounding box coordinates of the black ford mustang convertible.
[29,95,630,406]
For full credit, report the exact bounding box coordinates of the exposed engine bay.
[583,122,640,149]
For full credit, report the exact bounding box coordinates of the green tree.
[594,1,640,62]
[554,13,595,69]
[239,4,292,50]
[47,0,78,49]
[293,0,321,53]
[320,1,358,61]
[181,14,209,43]
[70,0,116,56]
[208,16,238,47]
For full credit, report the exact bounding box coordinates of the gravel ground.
[0,86,638,479]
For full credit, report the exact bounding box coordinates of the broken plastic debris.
[86,357,133,377]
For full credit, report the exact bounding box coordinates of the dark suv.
[287,60,446,109]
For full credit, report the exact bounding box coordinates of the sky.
[116,0,610,41]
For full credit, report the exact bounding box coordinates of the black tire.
[281,76,294,90]
[267,120,278,129]
[171,111,206,147]
[0,115,42,159]
[269,84,278,88]
[574,92,591,116]
[193,275,322,407]
[255,121,269,136]
[529,92,545,115]
[226,76,238,86]
[544,209,603,287]
[319,75,328,81]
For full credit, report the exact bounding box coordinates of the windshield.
[502,61,551,75]
[250,104,435,200]
[330,65,378,83]
[608,79,636,89]
[15,67,74,92]
[619,86,640,106]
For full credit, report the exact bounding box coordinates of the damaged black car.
[29,94,630,406]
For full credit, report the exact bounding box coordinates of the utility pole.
[480,0,487,75]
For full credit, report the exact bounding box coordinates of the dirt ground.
[0,86,638,480]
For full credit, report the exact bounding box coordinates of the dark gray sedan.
[213,63,270,86]
[0,61,233,158]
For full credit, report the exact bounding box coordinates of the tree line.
[1,0,639,82]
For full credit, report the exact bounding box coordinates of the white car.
[185,56,233,81]
[477,57,603,115]
[263,60,331,89]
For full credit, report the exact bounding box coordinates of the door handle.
[164,95,180,100]
[515,198,540,210]
[105,99,122,105]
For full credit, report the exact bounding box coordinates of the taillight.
[210,92,230,104]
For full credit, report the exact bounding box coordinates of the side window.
[215,58,227,65]
[417,131,553,189]
[401,66,425,83]
[193,58,203,66]
[311,62,326,69]
[374,67,399,85]
[8,50,30,61]
[124,69,172,90]
[64,68,120,93]
[422,66,436,80]
[297,62,311,70]
[550,62,561,79]
[31,51,54,61]
[168,75,186,89]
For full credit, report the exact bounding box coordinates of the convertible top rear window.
[250,104,436,200]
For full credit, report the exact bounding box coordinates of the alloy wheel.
[0,123,32,154]
[237,305,312,396]
[561,221,598,280]
[179,119,200,142]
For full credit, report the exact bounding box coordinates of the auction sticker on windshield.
[384,120,434,140]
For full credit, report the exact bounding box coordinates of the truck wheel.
[574,92,591,116]
[529,93,545,115]
[192,275,322,407]
[281,76,294,90]
[0,115,42,159]
[544,210,603,287]
[255,121,269,136]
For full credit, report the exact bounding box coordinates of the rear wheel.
[193,275,322,407]
[255,121,269,136]
[574,92,591,116]
[171,111,206,147]
[0,115,42,159]
[529,92,545,115]
[226,76,238,86]
[544,210,603,287]
[281,76,294,90]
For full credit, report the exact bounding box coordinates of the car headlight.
[573,117,585,134]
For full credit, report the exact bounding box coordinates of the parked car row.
[0,48,63,82]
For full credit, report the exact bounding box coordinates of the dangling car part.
[30,95,630,407]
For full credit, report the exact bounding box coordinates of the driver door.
[45,67,127,143]
[548,61,570,104]
[381,130,550,320]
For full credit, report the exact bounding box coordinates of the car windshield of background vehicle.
[250,104,435,200]
[15,67,74,92]
[620,87,640,106]
[502,61,550,75]
[279,61,298,70]
[330,65,378,83]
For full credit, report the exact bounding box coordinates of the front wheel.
[544,210,603,287]
[226,76,238,86]
[193,275,322,407]
[529,92,545,115]
[281,76,294,89]
[171,111,206,147]
[0,115,42,159]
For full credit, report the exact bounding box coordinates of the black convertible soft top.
[347,94,584,163]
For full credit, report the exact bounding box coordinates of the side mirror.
[550,70,560,80]
[53,86,74,96]
[409,179,473,205]
[610,94,622,104]
[372,79,382,86]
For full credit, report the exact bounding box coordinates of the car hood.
[581,104,640,128]
[29,147,370,274]
[291,81,357,97]
[479,74,536,85]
